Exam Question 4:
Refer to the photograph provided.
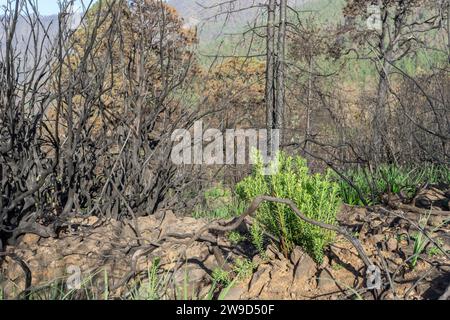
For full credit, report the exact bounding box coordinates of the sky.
[0,0,172,15]
[0,1,84,15]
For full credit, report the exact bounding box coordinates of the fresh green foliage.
[10,268,108,300]
[410,231,426,269]
[233,258,256,281]
[249,222,266,256]
[217,278,239,301]
[204,279,238,301]
[227,231,247,245]
[410,213,431,269]
[332,263,344,271]
[211,257,255,290]
[337,164,450,206]
[135,258,169,300]
[427,246,441,258]
[236,152,340,263]
[212,268,232,287]
[193,185,245,220]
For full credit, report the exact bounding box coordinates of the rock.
[252,254,264,266]
[317,269,336,292]
[69,216,99,226]
[158,210,178,235]
[264,245,277,260]
[154,210,165,220]
[161,215,201,236]
[292,252,317,288]
[173,266,209,299]
[248,266,271,296]
[387,238,398,252]
[20,234,40,246]
[415,196,432,209]
[269,257,290,272]
[222,286,245,300]
[185,245,210,263]
[428,216,443,228]
[369,234,385,245]
[290,246,303,265]
[415,188,449,210]
[370,219,384,229]
[320,255,330,268]
[85,216,100,226]
[265,269,291,297]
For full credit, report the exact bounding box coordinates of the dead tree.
[265,0,287,147]
[0,0,203,250]
[343,0,444,164]
[265,0,276,143]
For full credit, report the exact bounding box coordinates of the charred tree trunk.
[266,0,276,151]
[275,0,287,136]
[447,0,450,63]
[266,0,286,149]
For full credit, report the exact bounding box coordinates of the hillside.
[169,0,322,45]
[1,0,337,56]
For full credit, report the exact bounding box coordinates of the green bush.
[236,152,340,263]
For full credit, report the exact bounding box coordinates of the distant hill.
[0,0,340,62]
[0,13,81,63]
[169,0,318,42]
[168,0,344,56]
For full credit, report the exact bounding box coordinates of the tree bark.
[265,0,276,135]
[447,0,450,63]
[275,0,287,136]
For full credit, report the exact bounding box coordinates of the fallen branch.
[0,252,32,300]
[387,200,450,216]
[379,207,450,260]
[112,195,374,293]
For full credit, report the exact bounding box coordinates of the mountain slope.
[169,0,318,42]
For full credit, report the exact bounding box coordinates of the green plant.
[233,258,256,280]
[249,221,266,255]
[410,213,431,269]
[410,231,426,268]
[427,246,441,258]
[143,258,164,300]
[205,258,254,300]
[337,164,450,206]
[127,258,173,300]
[332,263,344,271]
[212,268,232,287]
[397,234,409,242]
[228,231,247,245]
[217,278,239,300]
[236,152,340,263]
[193,185,246,220]
[426,238,444,258]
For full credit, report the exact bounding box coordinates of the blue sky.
[0,1,173,15]
[0,1,83,15]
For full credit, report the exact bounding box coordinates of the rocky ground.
[1,187,449,300]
